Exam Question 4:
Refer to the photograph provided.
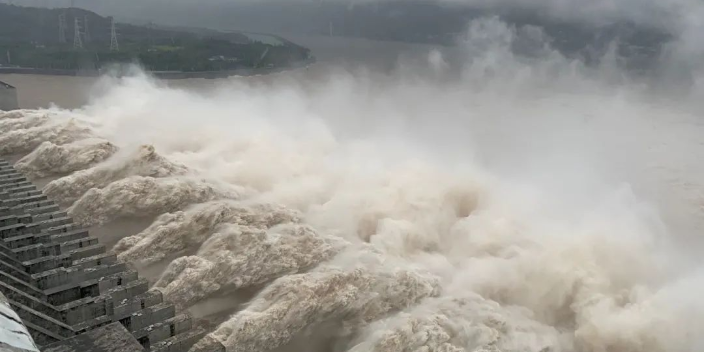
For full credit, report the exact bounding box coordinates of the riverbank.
[0,56,315,80]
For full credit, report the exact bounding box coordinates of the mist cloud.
[431,0,693,28]
[157,0,702,31]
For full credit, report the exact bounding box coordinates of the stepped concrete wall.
[0,292,39,352]
[0,159,214,351]
[0,82,18,111]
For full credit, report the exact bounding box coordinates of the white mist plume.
[43,144,189,207]
[14,138,118,179]
[68,176,248,227]
[114,200,302,266]
[154,223,345,310]
[333,0,703,32]
[340,187,679,352]
[1,15,704,352]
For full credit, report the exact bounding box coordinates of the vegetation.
[0,4,312,72]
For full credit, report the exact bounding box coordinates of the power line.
[83,15,90,43]
[110,17,119,51]
[58,13,67,43]
[73,16,83,49]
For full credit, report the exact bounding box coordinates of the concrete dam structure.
[0,159,218,352]
[0,81,19,111]
[0,291,39,352]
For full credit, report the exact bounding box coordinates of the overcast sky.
[6,0,703,41]
[8,0,699,29]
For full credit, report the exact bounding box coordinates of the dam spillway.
[0,159,224,352]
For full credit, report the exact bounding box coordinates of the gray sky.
[9,0,699,31]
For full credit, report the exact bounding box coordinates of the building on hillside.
[0,80,18,111]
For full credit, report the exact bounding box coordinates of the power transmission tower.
[58,13,67,43]
[83,15,90,43]
[109,17,119,51]
[73,16,83,49]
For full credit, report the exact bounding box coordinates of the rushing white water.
[43,144,189,207]
[154,222,345,311]
[190,248,442,352]
[115,200,302,266]
[0,110,52,133]
[15,138,118,179]
[0,118,95,156]
[2,17,704,352]
[348,293,566,352]
[68,175,248,227]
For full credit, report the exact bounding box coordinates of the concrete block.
[0,163,201,351]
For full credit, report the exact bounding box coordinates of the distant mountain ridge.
[0,3,312,75]
[33,0,671,70]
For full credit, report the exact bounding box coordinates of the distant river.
[0,35,449,109]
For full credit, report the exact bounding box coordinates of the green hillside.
[0,4,311,72]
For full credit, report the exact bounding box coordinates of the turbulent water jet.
[43,144,189,207]
[68,175,248,227]
[15,138,118,179]
[0,111,50,132]
[191,254,441,352]
[114,200,302,266]
[154,223,345,311]
[0,118,94,156]
[349,294,567,352]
